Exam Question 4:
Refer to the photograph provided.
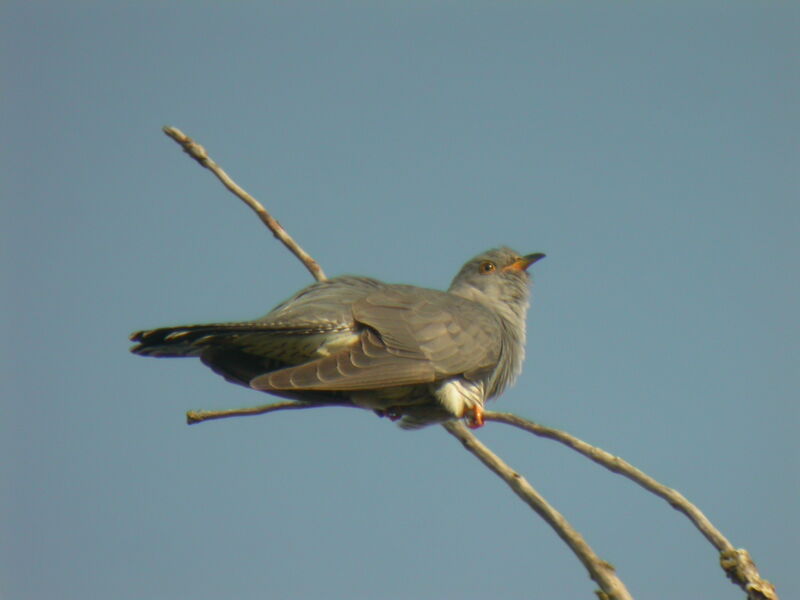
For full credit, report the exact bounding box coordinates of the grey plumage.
[130,247,544,428]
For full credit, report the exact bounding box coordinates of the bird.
[129,247,545,429]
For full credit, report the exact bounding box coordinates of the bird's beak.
[503,252,546,272]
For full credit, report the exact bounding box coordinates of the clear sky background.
[2,3,797,599]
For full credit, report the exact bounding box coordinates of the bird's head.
[448,247,545,322]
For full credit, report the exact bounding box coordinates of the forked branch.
[483,412,778,600]
[443,421,633,600]
[164,126,778,600]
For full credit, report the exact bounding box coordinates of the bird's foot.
[465,405,485,429]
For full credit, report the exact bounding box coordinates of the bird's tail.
[129,323,258,357]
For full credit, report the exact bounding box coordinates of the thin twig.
[443,421,633,600]
[187,400,319,424]
[162,126,327,282]
[484,411,778,600]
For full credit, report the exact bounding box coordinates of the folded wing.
[251,286,501,392]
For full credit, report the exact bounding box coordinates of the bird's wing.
[253,276,385,331]
[250,285,501,392]
[354,285,501,374]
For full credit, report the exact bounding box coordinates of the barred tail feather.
[129,323,255,357]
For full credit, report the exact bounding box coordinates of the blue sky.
[2,3,797,599]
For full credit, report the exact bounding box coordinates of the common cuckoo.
[130,247,545,428]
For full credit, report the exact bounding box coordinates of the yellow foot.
[465,405,485,429]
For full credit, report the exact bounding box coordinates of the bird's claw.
[465,405,485,429]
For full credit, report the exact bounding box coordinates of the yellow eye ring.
[479,261,496,274]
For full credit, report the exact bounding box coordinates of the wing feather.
[252,329,435,391]
[353,286,501,375]
[250,285,501,392]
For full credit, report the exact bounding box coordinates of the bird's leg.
[465,404,485,429]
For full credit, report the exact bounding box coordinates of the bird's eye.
[479,261,496,274]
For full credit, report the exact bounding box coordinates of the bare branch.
[187,400,319,424]
[184,400,779,599]
[719,549,779,600]
[164,127,778,600]
[162,126,327,282]
[484,411,779,600]
[187,399,358,425]
[442,421,633,600]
